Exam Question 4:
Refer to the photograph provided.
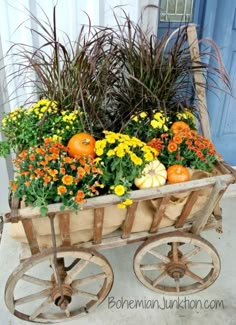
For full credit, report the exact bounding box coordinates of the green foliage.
[0,99,83,155]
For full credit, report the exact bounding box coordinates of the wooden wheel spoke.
[29,296,53,321]
[175,279,180,293]
[65,260,90,285]
[15,288,52,306]
[181,246,201,263]
[65,308,70,318]
[50,258,60,284]
[148,249,170,263]
[73,288,98,301]
[152,271,168,287]
[185,269,205,284]
[140,263,165,271]
[72,272,106,288]
[172,242,179,262]
[187,262,213,269]
[22,274,52,287]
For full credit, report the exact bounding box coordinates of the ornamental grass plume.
[10,139,103,216]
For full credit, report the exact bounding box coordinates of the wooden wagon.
[3,26,236,323]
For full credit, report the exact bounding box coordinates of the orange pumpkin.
[171,121,190,134]
[67,133,96,158]
[167,164,190,183]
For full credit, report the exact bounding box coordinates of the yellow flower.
[163,125,168,131]
[94,157,102,164]
[117,203,126,209]
[154,112,165,123]
[107,149,115,157]
[130,153,142,166]
[116,148,125,158]
[144,152,154,161]
[95,140,107,150]
[114,185,126,196]
[132,116,138,122]
[96,148,104,156]
[123,198,133,206]
[151,120,162,129]
[140,112,147,118]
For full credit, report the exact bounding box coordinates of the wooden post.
[93,208,104,244]
[59,212,71,246]
[122,202,138,239]
[149,196,170,233]
[21,219,40,255]
[187,25,211,140]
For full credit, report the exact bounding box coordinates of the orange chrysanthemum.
[167,142,178,153]
[11,183,18,191]
[48,169,59,177]
[62,175,74,185]
[173,135,183,144]
[57,185,67,195]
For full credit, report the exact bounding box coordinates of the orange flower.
[36,148,45,155]
[75,190,85,204]
[24,181,31,187]
[29,154,35,161]
[167,141,178,153]
[44,138,52,145]
[51,153,59,160]
[48,169,59,177]
[43,176,51,184]
[49,147,60,154]
[11,183,18,191]
[62,175,74,185]
[77,167,85,179]
[60,168,66,175]
[70,164,77,170]
[57,185,67,195]
[173,135,182,144]
[18,150,27,159]
[63,157,73,163]
[84,164,91,173]
[40,160,47,166]
[79,158,86,166]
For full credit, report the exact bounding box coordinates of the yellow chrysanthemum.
[114,185,126,196]
[144,152,154,161]
[96,148,104,156]
[107,149,115,157]
[140,112,147,118]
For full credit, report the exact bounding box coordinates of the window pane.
[160,0,193,22]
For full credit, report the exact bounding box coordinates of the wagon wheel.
[134,231,220,295]
[5,247,113,323]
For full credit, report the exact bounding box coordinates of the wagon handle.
[48,213,65,308]
[187,25,212,140]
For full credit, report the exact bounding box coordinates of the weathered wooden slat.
[149,196,170,233]
[7,173,234,221]
[175,190,202,228]
[58,212,71,246]
[191,181,227,234]
[122,202,139,239]
[21,219,40,255]
[187,25,211,139]
[93,208,104,244]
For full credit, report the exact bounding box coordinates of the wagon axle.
[166,262,187,279]
[52,284,72,310]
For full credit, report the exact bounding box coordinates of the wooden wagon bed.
[3,26,236,323]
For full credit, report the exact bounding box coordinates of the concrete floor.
[0,197,236,325]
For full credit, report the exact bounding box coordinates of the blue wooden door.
[157,0,236,165]
[158,0,205,38]
[204,0,236,165]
